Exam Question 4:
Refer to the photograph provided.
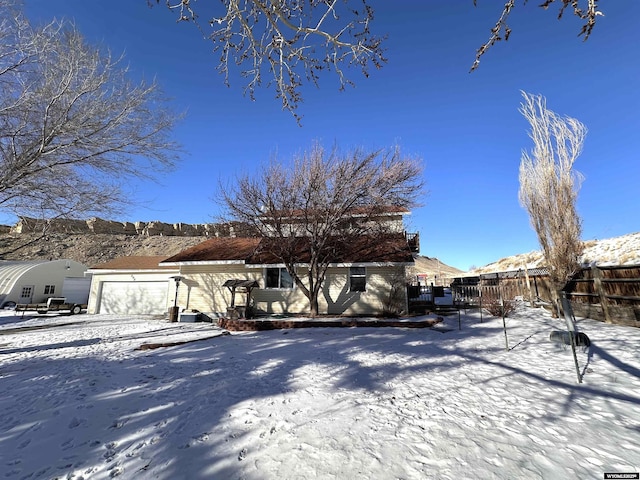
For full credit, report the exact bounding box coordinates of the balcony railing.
[406,232,419,253]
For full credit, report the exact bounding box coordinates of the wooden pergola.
[222,279,259,319]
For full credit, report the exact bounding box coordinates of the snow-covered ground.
[1,308,639,479]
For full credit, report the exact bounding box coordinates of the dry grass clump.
[483,294,517,317]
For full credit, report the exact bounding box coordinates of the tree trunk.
[550,288,561,318]
[551,282,567,318]
[309,295,319,317]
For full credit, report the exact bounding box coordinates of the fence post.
[592,266,612,324]
[522,263,535,307]
[499,282,509,351]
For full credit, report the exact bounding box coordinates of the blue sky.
[21,1,640,271]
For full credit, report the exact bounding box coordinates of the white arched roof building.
[0,259,88,308]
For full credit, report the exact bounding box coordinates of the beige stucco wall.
[176,264,260,314]
[177,263,409,316]
[322,265,408,315]
[86,263,409,317]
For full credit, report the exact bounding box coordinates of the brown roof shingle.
[160,235,413,265]
[90,255,176,270]
[161,237,262,263]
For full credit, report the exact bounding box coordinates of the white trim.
[343,211,410,218]
[331,262,413,268]
[259,210,410,222]
[245,263,289,269]
[248,262,412,268]
[160,260,246,267]
[87,269,178,274]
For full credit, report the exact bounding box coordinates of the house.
[86,256,179,315]
[158,233,414,317]
[87,206,419,317]
[85,234,415,317]
[0,259,88,308]
[88,235,413,316]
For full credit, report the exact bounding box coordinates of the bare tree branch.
[472,0,604,71]
[151,1,606,118]
[0,0,182,223]
[151,2,607,118]
[151,0,386,123]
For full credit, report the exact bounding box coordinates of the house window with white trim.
[349,267,366,292]
[265,267,293,289]
[44,285,55,295]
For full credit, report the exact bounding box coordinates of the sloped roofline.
[87,255,177,271]
[159,234,414,266]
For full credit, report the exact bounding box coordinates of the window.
[265,267,293,289]
[20,286,32,298]
[349,267,366,292]
[44,285,55,295]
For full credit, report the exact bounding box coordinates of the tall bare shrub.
[518,92,586,315]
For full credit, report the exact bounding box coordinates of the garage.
[86,256,179,315]
[98,281,169,315]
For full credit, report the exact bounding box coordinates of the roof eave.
[87,268,179,274]
[160,260,248,266]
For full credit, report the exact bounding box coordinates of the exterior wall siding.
[178,265,310,315]
[2,260,88,307]
[322,265,407,315]
[178,264,408,316]
[88,263,409,317]
[177,265,261,315]
[252,266,311,315]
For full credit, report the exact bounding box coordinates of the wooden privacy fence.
[565,265,640,327]
[453,265,640,327]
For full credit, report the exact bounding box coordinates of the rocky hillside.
[472,231,640,274]
[0,233,206,267]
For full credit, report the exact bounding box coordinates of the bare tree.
[518,91,586,315]
[153,0,604,119]
[0,0,181,230]
[220,143,424,316]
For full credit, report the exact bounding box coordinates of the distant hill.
[471,231,640,274]
[408,255,466,284]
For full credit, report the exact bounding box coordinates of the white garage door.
[99,281,169,315]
